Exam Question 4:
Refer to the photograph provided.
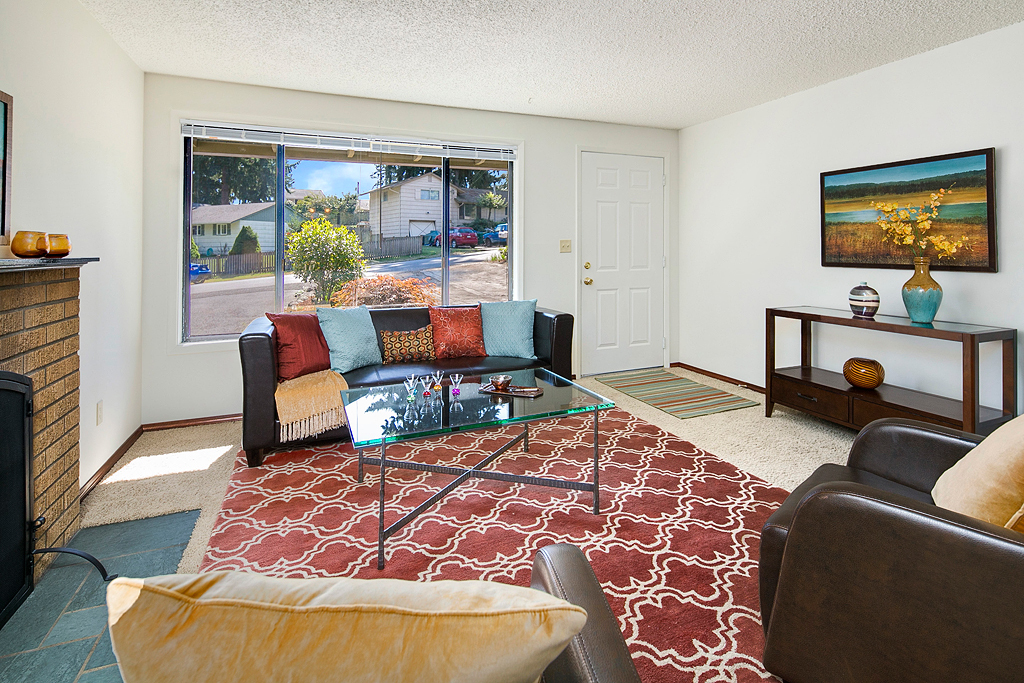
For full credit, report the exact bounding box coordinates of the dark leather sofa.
[238,306,574,466]
[533,544,642,683]
[760,418,1024,682]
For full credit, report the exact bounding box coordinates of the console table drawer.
[852,398,954,429]
[774,376,849,422]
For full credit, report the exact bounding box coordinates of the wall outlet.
[96,400,103,426]
[559,239,572,253]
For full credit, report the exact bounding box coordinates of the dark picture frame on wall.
[821,148,996,272]
[0,90,11,245]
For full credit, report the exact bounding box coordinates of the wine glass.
[450,373,464,397]
[431,370,445,391]
[403,377,417,400]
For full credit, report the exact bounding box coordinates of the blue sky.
[824,154,987,187]
[291,160,377,197]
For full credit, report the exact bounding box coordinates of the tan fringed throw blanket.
[274,370,349,443]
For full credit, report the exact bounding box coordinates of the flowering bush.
[331,275,440,307]
[872,186,969,260]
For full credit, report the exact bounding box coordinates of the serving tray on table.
[479,383,544,398]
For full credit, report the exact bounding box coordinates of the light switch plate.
[559,240,572,253]
[96,400,103,426]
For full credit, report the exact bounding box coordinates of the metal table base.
[358,409,602,569]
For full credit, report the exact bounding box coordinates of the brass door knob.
[583,277,593,285]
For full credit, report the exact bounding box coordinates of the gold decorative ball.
[843,358,885,389]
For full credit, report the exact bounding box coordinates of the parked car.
[190,263,211,283]
[481,223,508,247]
[433,228,478,248]
[422,230,440,246]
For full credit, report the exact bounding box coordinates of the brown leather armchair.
[759,418,1024,682]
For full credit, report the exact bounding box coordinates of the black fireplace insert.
[0,371,115,630]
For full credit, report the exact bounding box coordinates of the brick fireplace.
[0,259,95,577]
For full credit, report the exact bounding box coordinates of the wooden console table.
[766,306,1017,436]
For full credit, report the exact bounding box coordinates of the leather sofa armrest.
[845,418,983,493]
[535,308,574,379]
[531,544,641,683]
[239,317,278,461]
[764,481,1024,683]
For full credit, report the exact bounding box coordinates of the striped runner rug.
[596,368,759,419]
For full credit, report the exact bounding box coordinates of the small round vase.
[849,282,879,318]
[843,357,885,389]
[11,231,50,258]
[46,234,72,258]
[901,257,942,324]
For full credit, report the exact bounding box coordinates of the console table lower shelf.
[769,366,1007,434]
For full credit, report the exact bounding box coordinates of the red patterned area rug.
[202,408,788,682]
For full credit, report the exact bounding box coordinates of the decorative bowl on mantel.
[11,231,49,258]
[47,234,72,258]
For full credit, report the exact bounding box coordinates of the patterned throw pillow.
[380,325,436,364]
[428,305,487,359]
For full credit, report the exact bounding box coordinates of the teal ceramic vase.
[902,257,942,324]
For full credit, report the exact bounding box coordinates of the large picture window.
[181,124,514,342]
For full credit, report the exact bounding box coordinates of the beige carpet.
[80,367,855,573]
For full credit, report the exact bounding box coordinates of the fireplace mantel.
[0,257,99,272]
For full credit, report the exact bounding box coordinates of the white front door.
[580,152,665,376]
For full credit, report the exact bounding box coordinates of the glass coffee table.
[340,369,614,569]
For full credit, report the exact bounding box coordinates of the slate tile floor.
[0,510,200,683]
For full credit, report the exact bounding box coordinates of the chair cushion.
[931,413,1024,532]
[380,324,436,364]
[107,571,587,683]
[480,300,537,359]
[429,305,486,359]
[317,306,383,373]
[265,313,330,381]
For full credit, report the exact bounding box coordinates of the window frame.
[180,128,515,344]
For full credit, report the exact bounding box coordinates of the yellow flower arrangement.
[871,186,970,260]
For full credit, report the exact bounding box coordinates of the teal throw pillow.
[479,300,537,359]
[316,306,383,374]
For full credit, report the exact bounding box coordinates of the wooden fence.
[360,236,424,259]
[194,252,278,276]
[192,237,422,277]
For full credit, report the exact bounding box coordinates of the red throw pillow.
[428,305,486,359]
[266,313,331,381]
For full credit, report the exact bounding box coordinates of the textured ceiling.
[77,0,1024,129]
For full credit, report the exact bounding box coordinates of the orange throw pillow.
[428,306,486,359]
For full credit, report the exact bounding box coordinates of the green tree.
[476,192,507,221]
[372,165,437,188]
[192,154,296,205]
[190,238,200,260]
[229,225,261,254]
[287,192,359,231]
[451,169,502,189]
[286,217,365,303]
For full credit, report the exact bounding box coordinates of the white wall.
[142,75,678,422]
[678,21,1024,410]
[0,0,144,484]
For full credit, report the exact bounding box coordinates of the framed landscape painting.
[821,148,996,272]
[1,90,10,244]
